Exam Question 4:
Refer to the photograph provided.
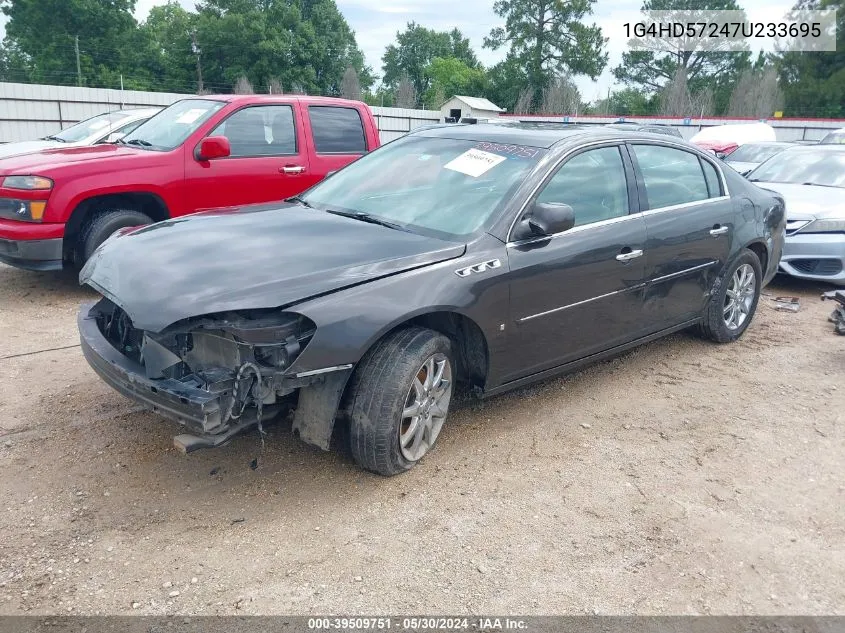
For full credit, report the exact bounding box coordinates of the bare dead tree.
[395,73,418,109]
[233,76,255,95]
[541,75,581,114]
[267,77,284,94]
[659,67,713,116]
[727,66,783,117]
[340,66,362,101]
[513,87,534,115]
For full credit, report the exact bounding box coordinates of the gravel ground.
[0,262,843,616]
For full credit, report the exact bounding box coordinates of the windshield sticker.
[418,154,433,161]
[444,148,507,178]
[473,142,540,159]
[176,109,207,124]
[88,120,111,130]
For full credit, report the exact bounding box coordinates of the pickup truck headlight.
[803,219,845,234]
[0,199,47,222]
[2,176,53,190]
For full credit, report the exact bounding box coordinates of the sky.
[17,0,795,104]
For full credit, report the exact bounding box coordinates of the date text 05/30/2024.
[307,617,529,630]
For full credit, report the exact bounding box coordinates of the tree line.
[0,0,842,118]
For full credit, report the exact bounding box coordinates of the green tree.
[382,23,479,95]
[484,0,607,109]
[613,0,751,113]
[422,57,487,108]
[138,1,198,93]
[775,0,845,117]
[190,0,371,96]
[0,0,148,87]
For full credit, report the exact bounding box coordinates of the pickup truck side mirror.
[196,136,231,161]
[513,201,575,242]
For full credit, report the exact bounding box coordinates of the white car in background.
[0,107,162,159]
[747,144,845,285]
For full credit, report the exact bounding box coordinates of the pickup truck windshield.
[300,136,546,240]
[121,99,225,151]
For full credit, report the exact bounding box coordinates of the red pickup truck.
[0,95,380,270]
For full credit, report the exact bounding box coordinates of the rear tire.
[699,249,762,343]
[79,209,152,264]
[346,327,454,476]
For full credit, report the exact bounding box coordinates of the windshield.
[725,144,787,163]
[121,99,225,151]
[53,112,131,142]
[748,150,845,187]
[299,136,547,239]
[821,131,845,144]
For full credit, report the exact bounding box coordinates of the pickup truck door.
[299,105,373,189]
[185,103,311,211]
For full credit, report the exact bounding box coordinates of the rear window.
[308,106,366,154]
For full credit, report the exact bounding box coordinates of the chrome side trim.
[294,364,353,378]
[640,195,730,216]
[650,261,716,284]
[516,260,716,323]
[507,211,643,248]
[517,284,646,323]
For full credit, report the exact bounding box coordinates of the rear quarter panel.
[724,167,786,283]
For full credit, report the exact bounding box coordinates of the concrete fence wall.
[0,82,441,144]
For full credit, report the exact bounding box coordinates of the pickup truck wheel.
[699,249,762,343]
[80,209,153,263]
[347,327,454,476]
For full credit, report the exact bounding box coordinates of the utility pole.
[191,30,203,94]
[75,35,82,86]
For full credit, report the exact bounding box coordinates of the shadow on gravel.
[0,263,96,303]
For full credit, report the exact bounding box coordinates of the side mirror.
[514,201,575,241]
[195,136,231,161]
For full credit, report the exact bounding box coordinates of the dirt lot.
[0,262,843,616]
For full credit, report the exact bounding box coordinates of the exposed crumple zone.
[91,298,319,441]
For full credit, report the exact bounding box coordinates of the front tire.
[699,248,762,343]
[79,209,153,264]
[347,327,454,476]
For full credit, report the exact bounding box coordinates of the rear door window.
[308,106,367,154]
[631,144,711,209]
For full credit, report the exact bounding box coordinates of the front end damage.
[78,298,352,452]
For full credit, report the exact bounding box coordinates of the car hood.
[751,182,845,221]
[80,203,467,332]
[0,139,80,159]
[0,143,146,173]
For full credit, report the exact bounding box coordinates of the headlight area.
[90,298,316,439]
[0,176,53,222]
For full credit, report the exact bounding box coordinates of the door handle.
[281,165,305,174]
[709,226,729,237]
[616,249,643,262]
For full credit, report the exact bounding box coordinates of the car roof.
[182,94,366,107]
[780,143,845,154]
[115,107,162,117]
[411,122,697,150]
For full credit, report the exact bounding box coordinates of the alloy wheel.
[399,353,452,461]
[723,263,756,330]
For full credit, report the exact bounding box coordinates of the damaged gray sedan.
[78,124,785,476]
